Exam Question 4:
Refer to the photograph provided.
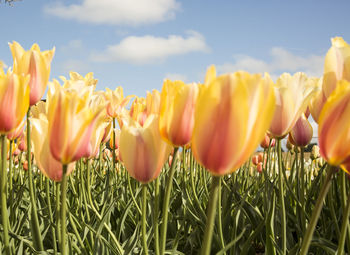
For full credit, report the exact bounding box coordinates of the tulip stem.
[277,139,286,254]
[153,178,160,255]
[336,186,350,255]
[200,175,221,255]
[300,147,306,233]
[26,109,44,251]
[142,184,149,255]
[299,164,336,254]
[46,177,57,254]
[0,135,11,255]
[60,164,68,255]
[217,178,225,252]
[160,147,179,255]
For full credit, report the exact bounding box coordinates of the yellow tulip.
[129,96,147,126]
[31,114,75,181]
[323,37,350,98]
[9,41,55,106]
[47,80,105,164]
[159,80,199,147]
[318,80,350,170]
[192,69,275,175]
[119,114,172,183]
[269,72,318,138]
[60,71,98,91]
[105,87,133,119]
[146,89,160,116]
[309,78,326,123]
[0,70,30,134]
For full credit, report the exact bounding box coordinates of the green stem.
[200,175,221,255]
[337,186,350,255]
[27,109,44,251]
[160,147,179,255]
[1,135,11,255]
[153,178,160,255]
[277,139,286,254]
[299,164,336,255]
[60,164,68,255]
[217,178,225,252]
[142,184,149,255]
[46,178,57,254]
[300,147,306,233]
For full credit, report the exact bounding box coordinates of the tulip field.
[1,37,350,255]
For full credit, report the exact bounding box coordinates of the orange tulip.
[9,41,55,106]
[159,80,199,147]
[0,69,30,134]
[119,115,172,183]
[192,68,275,175]
[269,72,318,138]
[260,133,276,149]
[318,80,350,172]
[47,80,105,164]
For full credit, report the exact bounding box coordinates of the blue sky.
[1,0,350,100]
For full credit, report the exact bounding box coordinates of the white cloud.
[91,31,209,64]
[164,73,188,82]
[217,47,324,79]
[44,0,180,26]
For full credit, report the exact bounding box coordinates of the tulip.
[109,129,121,150]
[323,37,350,98]
[105,87,133,119]
[260,133,276,149]
[47,80,105,164]
[290,113,313,147]
[309,78,326,123]
[318,80,350,168]
[0,70,30,134]
[31,114,74,181]
[101,120,112,144]
[159,80,199,147]
[119,114,172,183]
[6,120,25,141]
[269,72,318,138]
[192,70,275,175]
[129,96,147,126]
[9,41,55,106]
[61,71,98,90]
[146,89,161,116]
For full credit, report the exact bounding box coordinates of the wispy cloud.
[217,47,324,79]
[91,31,209,64]
[44,0,180,26]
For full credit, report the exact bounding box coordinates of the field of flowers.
[0,37,350,255]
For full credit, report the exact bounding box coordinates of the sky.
[1,0,349,145]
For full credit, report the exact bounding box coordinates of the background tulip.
[119,115,172,183]
[290,113,313,147]
[9,41,55,106]
[159,80,198,147]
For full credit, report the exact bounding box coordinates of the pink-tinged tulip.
[31,114,74,181]
[290,113,313,147]
[318,80,350,169]
[129,97,147,126]
[309,78,327,123]
[159,80,199,147]
[7,120,25,141]
[269,72,318,138]
[119,115,172,183]
[101,121,112,144]
[47,81,105,164]
[192,68,275,175]
[18,132,27,152]
[260,133,276,149]
[9,41,55,106]
[0,70,30,134]
[105,87,133,119]
[323,37,350,98]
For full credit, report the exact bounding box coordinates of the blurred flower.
[0,69,30,134]
[9,41,55,106]
[159,80,199,147]
[309,78,326,123]
[269,72,318,138]
[260,133,276,149]
[119,115,172,183]
[60,71,98,91]
[192,68,275,175]
[7,120,25,141]
[311,145,320,160]
[109,129,120,150]
[323,37,350,98]
[105,87,133,120]
[290,113,313,147]
[318,80,350,173]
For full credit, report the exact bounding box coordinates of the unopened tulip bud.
[23,161,28,171]
[257,162,263,173]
